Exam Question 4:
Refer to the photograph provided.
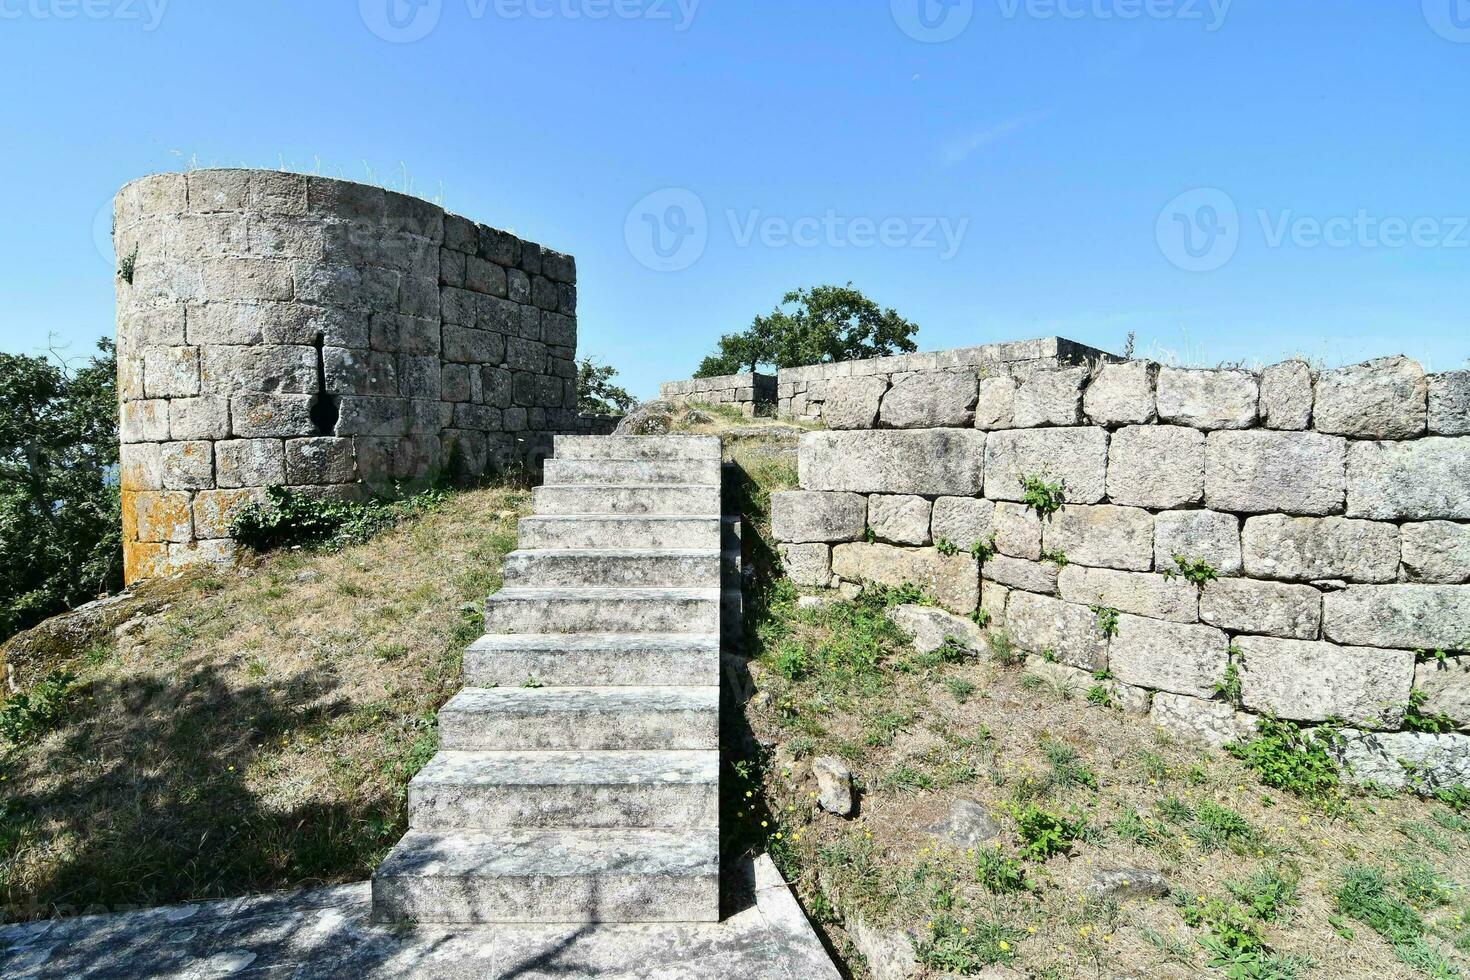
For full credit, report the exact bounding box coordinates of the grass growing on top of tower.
[0,484,528,921]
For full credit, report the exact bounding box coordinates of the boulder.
[1428,371,1470,436]
[1401,522,1470,584]
[973,375,1017,430]
[930,497,996,549]
[923,800,1002,849]
[1057,567,1198,624]
[991,502,1042,560]
[1414,656,1470,728]
[1199,578,1322,639]
[780,543,833,588]
[1323,585,1470,651]
[1005,591,1107,671]
[1149,692,1254,749]
[1041,504,1154,572]
[1333,730,1470,792]
[1086,868,1171,902]
[982,555,1059,597]
[812,756,854,816]
[886,604,986,655]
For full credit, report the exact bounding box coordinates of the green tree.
[0,339,121,643]
[694,283,919,377]
[576,356,637,415]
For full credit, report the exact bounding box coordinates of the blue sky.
[2,0,1468,397]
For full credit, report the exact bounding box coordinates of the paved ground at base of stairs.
[0,856,840,979]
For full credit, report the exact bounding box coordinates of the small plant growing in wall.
[1040,548,1069,568]
[1018,473,1065,519]
[1215,653,1245,709]
[1090,605,1121,639]
[970,533,998,563]
[117,242,139,285]
[935,537,960,556]
[1402,689,1457,734]
[1165,554,1219,588]
[1086,684,1115,709]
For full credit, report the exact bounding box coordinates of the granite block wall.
[772,353,1470,790]
[115,169,580,583]
[659,372,777,418]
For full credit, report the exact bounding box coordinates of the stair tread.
[444,686,718,714]
[521,515,721,522]
[539,483,722,490]
[469,632,721,651]
[376,828,719,879]
[413,749,718,787]
[507,548,722,558]
[490,586,721,600]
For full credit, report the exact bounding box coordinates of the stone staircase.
[372,435,725,925]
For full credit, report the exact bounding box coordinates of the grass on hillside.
[0,484,528,921]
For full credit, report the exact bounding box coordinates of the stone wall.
[115,169,580,583]
[776,337,1114,422]
[772,353,1470,789]
[659,372,776,418]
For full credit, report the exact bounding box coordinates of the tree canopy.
[0,339,121,643]
[694,283,919,378]
[576,356,637,416]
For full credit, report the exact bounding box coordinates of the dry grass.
[0,484,528,921]
[737,585,1470,979]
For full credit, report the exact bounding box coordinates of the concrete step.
[439,686,719,751]
[519,515,721,550]
[543,457,723,486]
[372,828,720,924]
[485,587,721,634]
[554,435,722,461]
[532,484,721,517]
[463,632,721,687]
[408,749,719,831]
[502,549,722,589]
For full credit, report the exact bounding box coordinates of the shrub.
[0,670,77,744]
[230,485,449,552]
[917,913,1023,971]
[1013,803,1083,861]
[1227,717,1342,803]
[974,847,1027,893]
[1227,867,1300,922]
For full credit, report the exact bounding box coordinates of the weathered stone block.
[867,494,932,545]
[980,580,1009,626]
[465,255,507,297]
[1314,356,1427,440]
[1402,522,1470,584]
[200,345,317,394]
[1154,510,1241,576]
[1347,438,1470,520]
[230,393,318,438]
[991,501,1041,560]
[1415,657,1470,729]
[1007,591,1107,670]
[1156,367,1258,430]
[1083,361,1156,426]
[1429,372,1470,437]
[831,543,979,614]
[324,348,396,397]
[887,604,985,654]
[1042,504,1154,572]
[335,396,411,437]
[973,375,1016,430]
[1240,515,1399,583]
[1205,430,1346,515]
[143,345,200,398]
[981,554,1058,595]
[1259,360,1313,430]
[983,427,1108,504]
[821,376,888,429]
[200,257,294,302]
[1236,636,1412,727]
[800,430,985,496]
[1324,585,1470,651]
[1332,730,1470,792]
[159,441,215,491]
[930,497,995,548]
[1106,425,1204,509]
[879,372,976,428]
[215,438,286,488]
[1013,366,1088,427]
[120,443,162,491]
[1058,566,1198,623]
[285,437,357,485]
[192,487,266,539]
[1108,615,1229,698]
[121,399,170,443]
[1199,578,1322,639]
[770,490,867,544]
[780,543,832,588]
[169,396,230,441]
[133,490,194,543]
[1151,692,1254,748]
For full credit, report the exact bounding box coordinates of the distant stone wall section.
[115,169,580,583]
[772,352,1470,790]
[777,337,1114,422]
[659,372,776,418]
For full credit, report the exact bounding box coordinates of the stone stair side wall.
[115,169,579,583]
[770,354,1470,789]
[660,372,777,418]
